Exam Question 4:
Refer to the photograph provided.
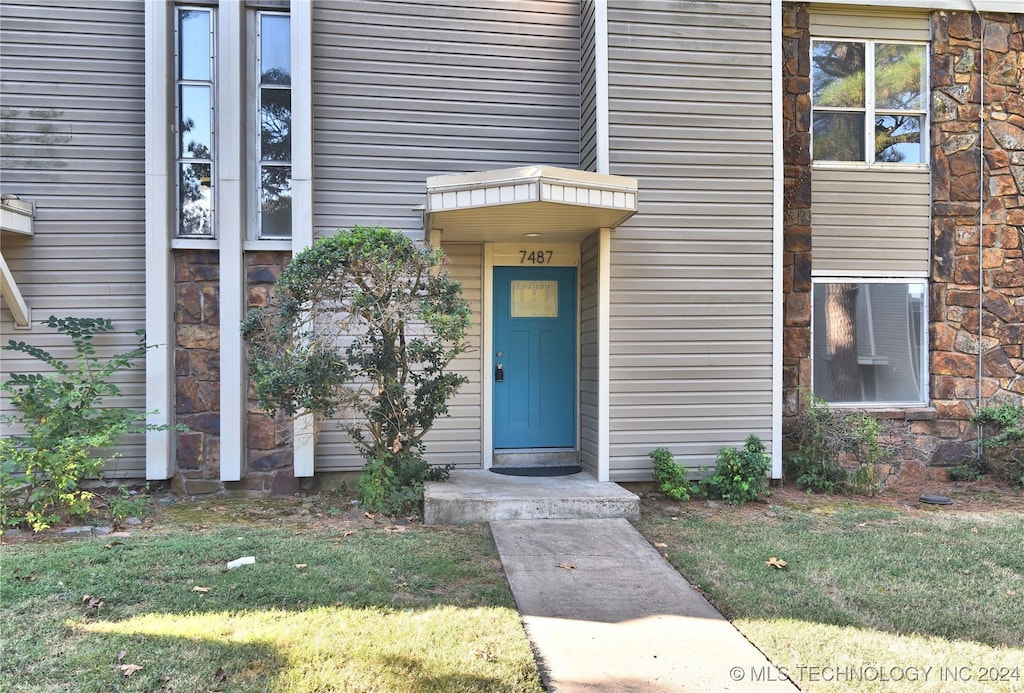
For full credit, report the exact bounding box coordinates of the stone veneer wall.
[173,250,297,496]
[781,2,813,418]
[926,11,1024,469]
[173,250,222,495]
[780,5,1023,480]
[230,251,297,495]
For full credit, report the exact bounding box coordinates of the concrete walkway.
[490,518,797,692]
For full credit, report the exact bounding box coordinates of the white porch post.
[292,0,316,477]
[770,0,784,479]
[219,0,246,481]
[144,0,175,480]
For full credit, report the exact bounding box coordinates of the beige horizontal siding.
[0,0,147,478]
[310,0,581,469]
[812,168,931,275]
[809,5,931,41]
[311,0,581,240]
[606,0,775,480]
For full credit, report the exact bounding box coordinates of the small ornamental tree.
[241,226,471,514]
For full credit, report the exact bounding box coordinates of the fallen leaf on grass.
[82,595,104,608]
[343,530,356,537]
[119,664,143,676]
[558,563,576,570]
[765,557,788,569]
[192,586,210,594]
[653,542,668,549]
[364,512,376,520]
[294,564,308,570]
[1007,590,1018,596]
[214,667,227,681]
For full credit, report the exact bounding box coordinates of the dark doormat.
[490,465,583,477]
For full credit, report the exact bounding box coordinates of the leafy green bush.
[649,448,698,501]
[1,317,174,531]
[702,435,771,505]
[971,404,1024,486]
[650,436,771,505]
[242,227,471,515]
[785,392,903,494]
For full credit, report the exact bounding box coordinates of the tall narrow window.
[176,7,215,237]
[812,40,927,164]
[256,11,292,239]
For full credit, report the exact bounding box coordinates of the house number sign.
[492,243,578,268]
[520,249,554,265]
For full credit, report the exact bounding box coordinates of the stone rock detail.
[927,10,1024,466]
[174,250,221,491]
[781,2,812,418]
[781,6,1022,482]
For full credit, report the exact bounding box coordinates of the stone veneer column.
[226,251,298,495]
[781,2,813,418]
[173,250,223,495]
[927,11,1024,469]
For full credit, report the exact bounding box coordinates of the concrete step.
[423,469,640,525]
[492,449,578,468]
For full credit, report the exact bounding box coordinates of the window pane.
[875,115,922,164]
[812,41,865,108]
[260,14,291,85]
[178,9,211,81]
[813,112,865,161]
[875,44,925,111]
[179,162,213,236]
[260,88,291,161]
[813,282,925,403]
[261,166,292,238]
[179,85,212,158]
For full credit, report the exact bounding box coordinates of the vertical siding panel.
[606,0,775,480]
[579,231,600,475]
[0,0,148,477]
[310,1,582,471]
[812,169,931,275]
[580,0,598,172]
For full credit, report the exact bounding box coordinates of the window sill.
[244,240,293,252]
[811,162,930,173]
[826,404,935,420]
[171,238,218,250]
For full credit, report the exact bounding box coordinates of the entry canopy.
[425,165,638,243]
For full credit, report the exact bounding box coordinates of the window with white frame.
[254,10,292,240]
[812,280,927,405]
[811,40,927,164]
[173,3,292,241]
[175,6,215,237]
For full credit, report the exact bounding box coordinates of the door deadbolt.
[495,363,504,382]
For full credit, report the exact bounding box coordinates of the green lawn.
[635,492,1024,692]
[5,488,1023,692]
[0,497,543,693]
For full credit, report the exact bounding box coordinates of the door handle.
[495,363,504,382]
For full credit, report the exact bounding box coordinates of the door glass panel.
[511,280,558,318]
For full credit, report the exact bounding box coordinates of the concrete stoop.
[423,469,639,524]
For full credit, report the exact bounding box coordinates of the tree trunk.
[825,284,860,400]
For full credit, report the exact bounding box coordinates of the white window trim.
[147,0,313,481]
[811,37,930,169]
[248,8,294,244]
[810,277,929,408]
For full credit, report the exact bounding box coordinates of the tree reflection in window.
[176,8,214,237]
[812,40,925,164]
[258,13,291,239]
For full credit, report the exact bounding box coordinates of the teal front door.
[493,266,577,449]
